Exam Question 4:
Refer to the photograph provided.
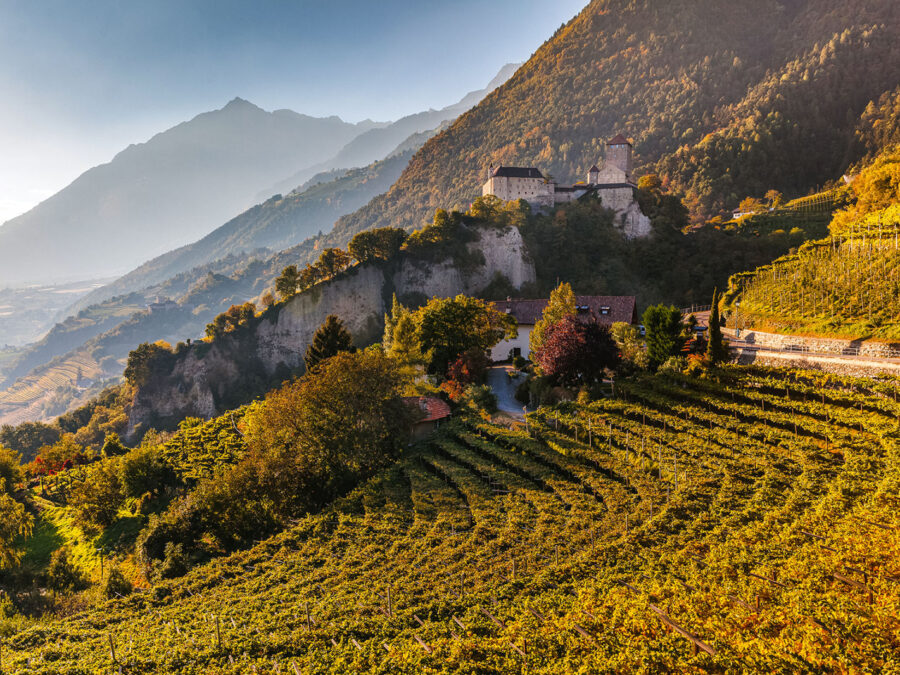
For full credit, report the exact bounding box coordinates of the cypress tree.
[305,315,354,371]
[706,289,728,364]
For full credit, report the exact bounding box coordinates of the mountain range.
[0,101,380,285]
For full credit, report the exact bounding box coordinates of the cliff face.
[126,225,535,435]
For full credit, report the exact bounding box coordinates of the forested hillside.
[331,0,899,243]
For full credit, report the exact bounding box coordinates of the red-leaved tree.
[534,315,618,385]
[446,348,491,385]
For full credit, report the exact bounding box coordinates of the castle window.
[600,306,611,315]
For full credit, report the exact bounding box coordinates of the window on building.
[600,306,611,315]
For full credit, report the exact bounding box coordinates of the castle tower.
[588,164,600,184]
[606,134,633,182]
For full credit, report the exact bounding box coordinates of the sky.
[0,0,587,224]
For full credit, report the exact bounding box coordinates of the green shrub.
[45,547,85,593]
[101,568,132,599]
[467,385,498,414]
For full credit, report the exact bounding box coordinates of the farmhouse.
[482,135,651,238]
[490,295,637,362]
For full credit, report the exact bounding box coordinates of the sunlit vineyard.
[729,207,900,339]
[5,365,899,673]
[0,353,102,405]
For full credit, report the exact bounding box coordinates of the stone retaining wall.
[734,348,900,377]
[725,328,900,358]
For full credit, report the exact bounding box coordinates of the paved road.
[487,365,531,420]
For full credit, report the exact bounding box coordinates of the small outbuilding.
[404,396,452,441]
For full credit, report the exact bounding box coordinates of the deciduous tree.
[530,282,576,358]
[275,264,301,299]
[415,295,516,374]
[0,494,31,569]
[534,315,618,385]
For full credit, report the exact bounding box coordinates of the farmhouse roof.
[493,295,637,326]
[490,165,545,179]
[608,134,631,146]
[403,396,451,423]
[589,165,601,172]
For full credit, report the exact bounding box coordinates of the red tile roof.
[608,134,631,146]
[403,396,451,423]
[492,296,637,326]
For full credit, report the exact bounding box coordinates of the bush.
[101,568,132,599]
[658,356,688,374]
[467,385,498,414]
[157,542,188,580]
[46,547,84,592]
[512,355,527,370]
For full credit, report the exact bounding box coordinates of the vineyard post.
[658,446,662,480]
[387,586,393,618]
[216,615,222,653]
[588,418,592,447]
[306,602,311,631]
[674,454,678,490]
[108,633,117,665]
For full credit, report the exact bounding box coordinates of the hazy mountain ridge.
[256,63,521,200]
[0,98,372,285]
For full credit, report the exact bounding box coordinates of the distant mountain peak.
[222,97,262,111]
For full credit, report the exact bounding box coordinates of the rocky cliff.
[126,225,534,436]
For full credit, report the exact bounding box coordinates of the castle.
[482,134,651,238]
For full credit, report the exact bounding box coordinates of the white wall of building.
[491,323,534,362]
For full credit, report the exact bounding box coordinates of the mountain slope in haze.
[69,64,519,312]
[72,143,429,313]
[333,0,900,238]
[0,99,375,285]
[257,63,521,200]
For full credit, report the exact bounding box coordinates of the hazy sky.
[0,0,587,224]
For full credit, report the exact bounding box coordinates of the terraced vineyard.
[6,366,900,673]
[0,351,105,425]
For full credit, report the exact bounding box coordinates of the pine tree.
[305,315,354,371]
[382,294,406,351]
[706,289,729,364]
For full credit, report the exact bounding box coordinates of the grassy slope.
[6,366,899,673]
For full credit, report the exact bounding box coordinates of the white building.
[490,295,638,362]
[482,135,651,238]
